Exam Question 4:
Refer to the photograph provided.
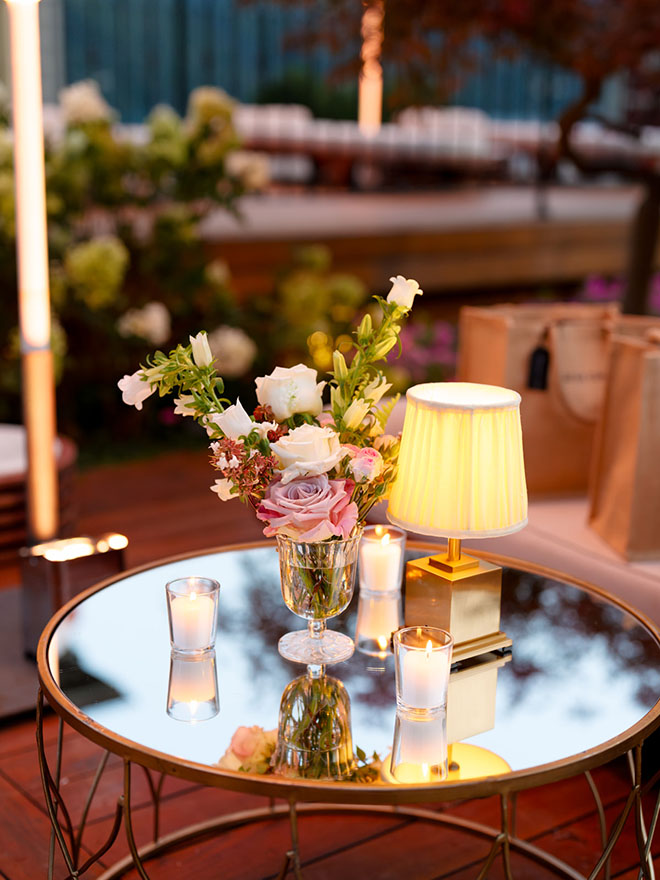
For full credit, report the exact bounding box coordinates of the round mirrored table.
[37,542,660,880]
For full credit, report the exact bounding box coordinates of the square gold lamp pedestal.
[404,544,511,664]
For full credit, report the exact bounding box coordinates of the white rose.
[210,478,236,501]
[255,364,325,421]
[117,370,155,411]
[270,424,344,484]
[207,325,257,378]
[387,275,422,310]
[190,331,213,367]
[207,399,253,439]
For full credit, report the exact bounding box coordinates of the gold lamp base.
[404,542,511,664]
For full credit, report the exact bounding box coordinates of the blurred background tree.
[294,0,660,314]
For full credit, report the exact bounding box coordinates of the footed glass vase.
[271,669,356,780]
[276,529,362,664]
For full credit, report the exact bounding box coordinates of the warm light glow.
[381,532,391,547]
[421,762,430,780]
[374,524,384,537]
[417,627,421,639]
[107,533,128,550]
[388,383,528,538]
[96,540,109,553]
[7,0,50,349]
[377,635,389,651]
[190,591,197,602]
[425,640,432,659]
[358,0,384,135]
[34,537,95,562]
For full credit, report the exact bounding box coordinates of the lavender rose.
[256,474,358,541]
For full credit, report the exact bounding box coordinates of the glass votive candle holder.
[355,591,402,658]
[167,650,219,723]
[358,525,406,593]
[393,625,453,714]
[389,709,448,783]
[166,576,220,653]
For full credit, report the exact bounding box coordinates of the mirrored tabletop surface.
[44,545,660,788]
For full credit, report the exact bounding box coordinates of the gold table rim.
[36,539,660,805]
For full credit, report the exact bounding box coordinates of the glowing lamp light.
[387,382,528,663]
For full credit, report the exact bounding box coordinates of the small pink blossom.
[256,475,358,541]
[341,444,360,458]
[318,411,336,428]
[231,726,264,759]
[348,447,384,482]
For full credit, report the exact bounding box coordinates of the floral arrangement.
[0,80,267,449]
[118,275,421,540]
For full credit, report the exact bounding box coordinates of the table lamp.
[387,382,528,663]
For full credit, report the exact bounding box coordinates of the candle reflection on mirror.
[389,709,448,783]
[355,591,402,658]
[167,651,219,723]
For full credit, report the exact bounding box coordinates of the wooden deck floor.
[0,449,657,879]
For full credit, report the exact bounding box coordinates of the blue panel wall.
[63,1,610,124]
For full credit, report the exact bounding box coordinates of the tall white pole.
[5,0,59,542]
[358,0,384,136]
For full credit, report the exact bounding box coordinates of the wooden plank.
[84,797,402,876]
[0,773,104,880]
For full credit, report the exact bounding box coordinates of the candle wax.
[400,645,449,709]
[170,593,216,651]
[359,536,403,592]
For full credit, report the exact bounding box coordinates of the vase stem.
[308,619,326,640]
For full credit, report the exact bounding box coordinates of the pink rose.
[256,474,358,541]
[341,443,360,458]
[230,726,263,759]
[348,447,384,482]
[318,412,336,428]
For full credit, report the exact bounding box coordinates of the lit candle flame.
[417,626,422,639]
[421,762,430,780]
[425,640,432,659]
[375,524,384,537]
[381,532,391,546]
[377,635,389,651]
[190,591,197,601]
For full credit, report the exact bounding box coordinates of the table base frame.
[37,689,659,880]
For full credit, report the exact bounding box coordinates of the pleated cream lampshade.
[387,383,528,538]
